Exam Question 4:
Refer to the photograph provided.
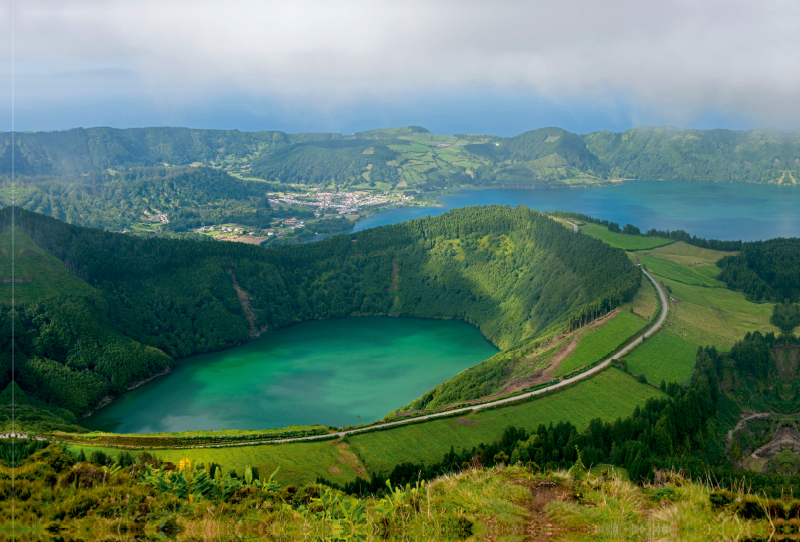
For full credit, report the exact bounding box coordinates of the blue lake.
[354,180,800,241]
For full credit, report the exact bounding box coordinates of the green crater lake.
[83,317,498,434]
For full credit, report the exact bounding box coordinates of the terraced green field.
[623,332,699,385]
[662,277,777,348]
[639,254,725,287]
[579,223,674,251]
[644,241,733,266]
[69,369,663,486]
[554,311,646,376]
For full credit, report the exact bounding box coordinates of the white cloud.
[8,0,800,127]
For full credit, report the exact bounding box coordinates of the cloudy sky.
[2,0,798,135]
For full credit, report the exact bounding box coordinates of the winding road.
[195,266,669,448]
[10,246,669,450]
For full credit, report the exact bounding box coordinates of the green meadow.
[69,369,663,486]
[579,223,674,251]
[555,311,646,376]
[638,254,725,287]
[623,332,699,385]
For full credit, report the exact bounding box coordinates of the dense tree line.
[718,238,800,301]
[2,205,640,416]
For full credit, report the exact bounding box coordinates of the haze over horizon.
[2,0,799,136]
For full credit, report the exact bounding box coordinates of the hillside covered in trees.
[718,238,800,302]
[2,125,798,195]
[0,205,640,422]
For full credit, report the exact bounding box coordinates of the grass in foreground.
[579,223,674,251]
[555,311,645,377]
[9,445,775,542]
[623,332,699,386]
[69,369,663,486]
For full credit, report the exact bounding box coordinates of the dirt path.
[493,309,620,396]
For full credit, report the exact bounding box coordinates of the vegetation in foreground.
[2,440,782,542]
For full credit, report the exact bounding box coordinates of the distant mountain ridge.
[2,125,799,187]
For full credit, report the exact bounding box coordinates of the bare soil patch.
[508,479,576,541]
[457,417,480,426]
[492,310,619,397]
[334,441,368,478]
[228,270,263,338]
[219,236,269,245]
[327,465,342,475]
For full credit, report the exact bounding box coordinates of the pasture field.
[335,368,663,476]
[554,311,646,377]
[620,275,659,320]
[69,369,663,486]
[644,241,734,265]
[662,278,777,349]
[579,223,673,251]
[631,242,778,349]
[623,332,699,385]
[638,254,725,287]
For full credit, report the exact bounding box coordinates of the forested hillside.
[5,167,279,232]
[1,205,639,420]
[584,126,800,184]
[0,127,290,176]
[718,238,800,302]
[3,125,798,196]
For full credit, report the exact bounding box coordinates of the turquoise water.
[83,317,498,433]
[355,181,800,241]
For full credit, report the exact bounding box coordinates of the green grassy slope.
[639,254,725,287]
[8,125,797,192]
[627,242,778,350]
[69,368,664,486]
[623,332,699,385]
[554,311,645,376]
[579,223,673,251]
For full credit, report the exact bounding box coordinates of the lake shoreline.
[80,316,499,433]
[82,366,174,419]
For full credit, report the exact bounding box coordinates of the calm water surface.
[355,180,800,241]
[91,180,798,433]
[84,317,498,433]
